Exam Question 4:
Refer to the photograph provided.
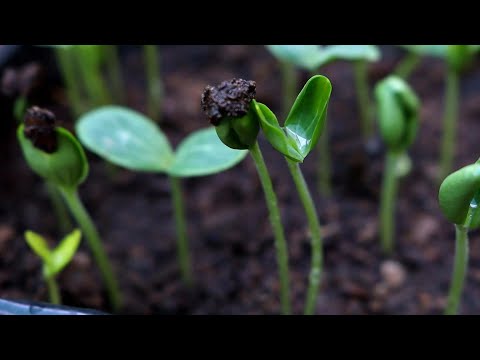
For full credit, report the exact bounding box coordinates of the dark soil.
[2,45,480,314]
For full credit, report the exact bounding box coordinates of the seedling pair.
[439,158,480,314]
[24,229,81,305]
[375,76,420,254]
[203,75,332,314]
[266,45,380,196]
[75,106,247,286]
[17,107,121,310]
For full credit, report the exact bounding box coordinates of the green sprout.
[438,159,480,314]
[375,76,420,254]
[24,229,82,305]
[76,106,247,287]
[202,76,331,315]
[266,45,379,196]
[143,45,163,122]
[395,45,480,181]
[102,45,125,104]
[17,107,121,311]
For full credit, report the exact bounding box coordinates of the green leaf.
[50,229,82,277]
[439,164,480,226]
[18,126,89,190]
[375,76,420,152]
[253,101,304,162]
[76,106,174,172]
[24,231,52,263]
[168,127,248,177]
[317,45,380,66]
[285,75,332,158]
[266,45,324,71]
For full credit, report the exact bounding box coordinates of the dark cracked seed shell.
[201,78,256,126]
[24,106,58,153]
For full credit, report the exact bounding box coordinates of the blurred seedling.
[203,76,331,315]
[143,45,163,122]
[375,76,420,255]
[395,45,480,181]
[266,45,380,196]
[76,106,247,287]
[24,229,81,305]
[17,107,121,311]
[439,158,480,314]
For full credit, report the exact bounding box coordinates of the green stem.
[249,142,291,315]
[318,118,332,197]
[103,45,125,104]
[76,46,111,107]
[54,48,84,117]
[439,69,460,182]
[379,151,400,254]
[46,276,61,305]
[353,60,374,140]
[143,45,163,122]
[445,225,469,315]
[169,176,193,287]
[60,187,121,311]
[280,61,297,119]
[45,182,72,235]
[394,51,422,79]
[286,159,323,315]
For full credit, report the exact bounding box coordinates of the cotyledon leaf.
[168,127,248,177]
[284,75,332,158]
[50,229,82,277]
[439,163,480,226]
[24,231,51,264]
[316,45,380,66]
[76,106,174,173]
[265,45,324,71]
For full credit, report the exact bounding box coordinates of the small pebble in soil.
[380,260,407,289]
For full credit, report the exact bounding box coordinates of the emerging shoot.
[24,229,82,305]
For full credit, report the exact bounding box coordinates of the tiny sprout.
[76,105,248,287]
[17,107,121,311]
[203,75,332,315]
[143,45,163,122]
[375,76,420,254]
[24,229,82,305]
[438,159,480,314]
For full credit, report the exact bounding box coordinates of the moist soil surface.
[2,45,480,315]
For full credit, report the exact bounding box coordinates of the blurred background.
[1,45,480,314]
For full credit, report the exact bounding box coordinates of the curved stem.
[249,142,291,315]
[318,118,332,197]
[143,45,163,122]
[169,176,193,287]
[103,45,125,104]
[46,276,61,305]
[379,151,400,254]
[60,187,121,311]
[445,225,469,315]
[280,61,297,119]
[45,182,72,235]
[439,69,459,182]
[394,51,422,79]
[353,60,374,141]
[286,159,323,315]
[54,48,84,117]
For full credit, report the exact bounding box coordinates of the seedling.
[24,229,81,305]
[102,45,125,104]
[143,45,163,122]
[76,106,247,287]
[396,45,480,181]
[438,158,480,314]
[17,107,121,311]
[266,45,380,196]
[375,76,420,254]
[202,76,331,315]
[49,45,113,116]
